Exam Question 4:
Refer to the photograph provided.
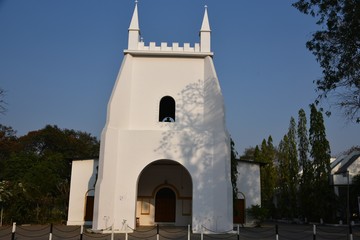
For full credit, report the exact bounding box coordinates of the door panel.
[84,196,94,221]
[233,199,245,224]
[155,188,176,222]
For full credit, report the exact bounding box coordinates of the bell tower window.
[159,96,175,122]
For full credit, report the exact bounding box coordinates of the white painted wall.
[92,53,233,233]
[236,160,261,224]
[67,159,98,226]
[67,158,262,227]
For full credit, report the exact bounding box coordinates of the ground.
[1,222,359,240]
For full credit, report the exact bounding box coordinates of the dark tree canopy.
[230,138,239,199]
[0,88,6,115]
[0,124,100,224]
[309,104,334,221]
[293,0,360,123]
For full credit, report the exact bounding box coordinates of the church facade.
[67,4,260,233]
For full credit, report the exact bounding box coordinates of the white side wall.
[67,159,98,226]
[236,161,261,221]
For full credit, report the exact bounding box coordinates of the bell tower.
[93,3,233,233]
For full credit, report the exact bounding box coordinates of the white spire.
[200,5,211,32]
[200,5,211,52]
[129,1,139,31]
[128,1,140,50]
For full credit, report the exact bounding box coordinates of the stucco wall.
[68,158,262,227]
[93,53,233,233]
[236,161,261,208]
[67,159,98,226]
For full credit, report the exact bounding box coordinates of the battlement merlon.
[124,41,214,57]
[127,3,213,57]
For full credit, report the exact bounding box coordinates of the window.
[159,96,175,122]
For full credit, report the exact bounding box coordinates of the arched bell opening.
[159,96,176,122]
[136,160,192,226]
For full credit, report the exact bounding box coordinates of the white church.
[67,3,261,233]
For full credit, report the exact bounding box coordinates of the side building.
[331,149,360,222]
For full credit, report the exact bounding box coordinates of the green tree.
[257,136,277,217]
[0,125,18,223]
[0,125,18,180]
[287,117,299,218]
[239,147,257,161]
[293,0,360,123]
[297,109,309,172]
[309,104,334,221]
[0,180,12,225]
[230,138,238,199]
[277,135,291,217]
[1,125,100,224]
[277,117,299,218]
[0,88,6,115]
[297,108,313,221]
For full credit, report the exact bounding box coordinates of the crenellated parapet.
[127,2,212,56]
[124,41,213,56]
[139,42,200,52]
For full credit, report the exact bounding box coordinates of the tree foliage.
[309,104,331,182]
[0,88,6,115]
[0,124,99,224]
[287,117,299,218]
[297,108,313,221]
[256,136,277,217]
[239,147,256,161]
[230,138,239,199]
[244,105,339,222]
[0,125,17,179]
[293,0,360,123]
[277,117,299,218]
[309,104,335,221]
[297,109,309,171]
[277,135,291,217]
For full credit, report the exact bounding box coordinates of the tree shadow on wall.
[154,76,232,230]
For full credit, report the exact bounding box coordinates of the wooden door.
[155,188,176,222]
[233,199,245,224]
[84,196,94,221]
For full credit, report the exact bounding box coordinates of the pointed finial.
[200,5,211,52]
[129,2,139,31]
[128,1,140,50]
[200,5,211,32]
[135,0,138,4]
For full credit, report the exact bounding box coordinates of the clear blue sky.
[0,0,358,157]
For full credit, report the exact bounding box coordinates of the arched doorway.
[155,187,176,222]
[136,160,192,226]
